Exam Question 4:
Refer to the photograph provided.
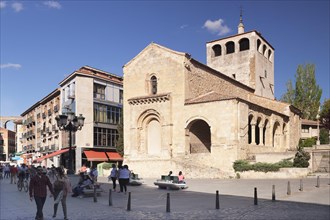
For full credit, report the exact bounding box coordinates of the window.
[239,38,250,51]
[119,90,123,104]
[257,39,261,52]
[94,84,106,100]
[151,76,157,95]
[226,41,235,54]
[94,127,118,148]
[94,103,122,124]
[263,45,267,55]
[212,44,221,57]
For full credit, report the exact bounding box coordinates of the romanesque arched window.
[212,44,221,57]
[263,45,267,56]
[239,38,250,51]
[150,76,157,95]
[257,39,261,52]
[226,41,235,54]
[268,50,272,61]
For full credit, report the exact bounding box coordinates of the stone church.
[123,18,301,178]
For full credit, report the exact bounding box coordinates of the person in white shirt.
[118,165,130,194]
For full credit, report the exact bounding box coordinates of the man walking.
[29,166,54,220]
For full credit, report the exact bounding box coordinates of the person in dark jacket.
[29,166,54,220]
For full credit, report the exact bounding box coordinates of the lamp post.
[55,112,85,174]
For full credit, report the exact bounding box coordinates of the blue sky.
[1,0,329,129]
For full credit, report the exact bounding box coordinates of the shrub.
[293,150,311,167]
[233,158,294,173]
[299,137,316,148]
[320,128,329,144]
[233,160,251,172]
[276,158,294,168]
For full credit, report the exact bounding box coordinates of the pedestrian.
[10,165,18,184]
[52,167,71,220]
[108,164,118,191]
[4,164,10,179]
[118,165,130,194]
[89,166,98,182]
[178,171,185,183]
[29,166,54,220]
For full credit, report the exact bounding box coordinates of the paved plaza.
[0,174,329,220]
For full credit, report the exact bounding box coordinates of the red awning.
[105,152,123,161]
[84,151,108,162]
[34,148,69,163]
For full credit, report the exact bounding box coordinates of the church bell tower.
[206,11,275,99]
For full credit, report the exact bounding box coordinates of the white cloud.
[43,1,61,9]
[180,24,188,29]
[0,63,22,69]
[203,18,231,36]
[12,2,23,12]
[0,1,7,9]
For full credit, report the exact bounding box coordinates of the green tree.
[319,99,330,130]
[281,64,322,120]
[115,108,124,156]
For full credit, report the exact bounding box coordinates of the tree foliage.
[115,108,124,157]
[281,64,322,120]
[320,99,330,130]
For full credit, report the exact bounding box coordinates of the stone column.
[259,125,264,146]
[251,123,256,145]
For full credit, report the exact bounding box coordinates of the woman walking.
[52,167,72,220]
[109,164,118,192]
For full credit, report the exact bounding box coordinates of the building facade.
[0,128,16,161]
[123,20,301,178]
[19,66,123,171]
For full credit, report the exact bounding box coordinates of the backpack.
[53,179,65,191]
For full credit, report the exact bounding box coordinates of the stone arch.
[282,122,288,150]
[255,116,262,145]
[257,39,262,52]
[248,114,256,144]
[272,120,281,148]
[239,38,250,51]
[137,109,163,155]
[263,45,267,56]
[226,41,235,54]
[212,44,222,57]
[186,119,211,153]
[263,118,269,146]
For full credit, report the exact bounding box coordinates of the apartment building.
[20,66,123,172]
[0,128,16,161]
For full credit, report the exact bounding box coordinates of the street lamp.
[55,112,85,174]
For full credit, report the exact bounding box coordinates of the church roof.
[185,91,237,105]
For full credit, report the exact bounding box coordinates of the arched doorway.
[187,119,211,153]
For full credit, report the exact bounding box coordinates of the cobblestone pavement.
[1,174,329,220]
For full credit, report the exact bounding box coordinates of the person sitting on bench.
[72,174,93,197]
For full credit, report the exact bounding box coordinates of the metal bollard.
[109,189,112,206]
[127,192,131,211]
[299,179,303,191]
[316,176,320,188]
[216,190,220,209]
[272,185,276,201]
[93,186,97,202]
[254,187,258,205]
[166,193,170,212]
[287,181,291,195]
